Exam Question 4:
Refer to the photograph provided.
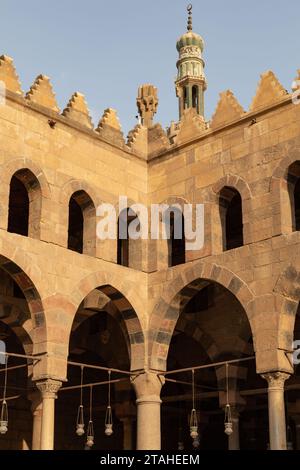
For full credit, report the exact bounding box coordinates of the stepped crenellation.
[0,54,297,160]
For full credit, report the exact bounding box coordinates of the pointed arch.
[148,261,254,371]
[271,152,300,234]
[60,180,97,255]
[0,158,51,237]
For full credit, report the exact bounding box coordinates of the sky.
[1,0,300,134]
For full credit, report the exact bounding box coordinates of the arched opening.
[56,286,141,450]
[288,302,300,449]
[166,207,185,267]
[0,261,37,450]
[287,161,300,232]
[219,187,243,251]
[117,209,140,268]
[295,180,300,231]
[192,85,198,110]
[68,191,96,256]
[7,169,41,238]
[184,87,188,109]
[161,279,265,450]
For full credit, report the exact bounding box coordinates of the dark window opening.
[168,209,185,267]
[287,162,300,232]
[192,85,198,109]
[117,209,138,267]
[68,196,84,254]
[220,187,243,251]
[8,175,29,236]
[184,86,188,109]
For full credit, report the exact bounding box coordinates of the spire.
[175,5,207,119]
[187,4,193,31]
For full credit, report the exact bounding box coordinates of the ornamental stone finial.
[136,84,158,128]
[187,4,193,31]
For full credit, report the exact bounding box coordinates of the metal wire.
[226,363,229,405]
[3,355,8,402]
[163,356,255,376]
[192,369,195,410]
[89,385,93,422]
[80,366,84,407]
[108,370,111,408]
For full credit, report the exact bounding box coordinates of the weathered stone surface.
[26,74,59,112]
[62,92,93,129]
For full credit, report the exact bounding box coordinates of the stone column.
[131,372,164,450]
[228,407,240,450]
[28,390,43,450]
[36,379,62,450]
[261,372,290,450]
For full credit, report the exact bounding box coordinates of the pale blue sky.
[1,0,300,133]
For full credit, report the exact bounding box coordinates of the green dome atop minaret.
[175,4,207,118]
[176,31,204,53]
[176,5,204,52]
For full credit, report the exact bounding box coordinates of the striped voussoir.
[148,261,255,371]
[0,255,45,329]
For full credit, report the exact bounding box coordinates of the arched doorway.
[56,285,144,450]
[149,265,272,450]
[0,258,41,450]
[161,280,267,450]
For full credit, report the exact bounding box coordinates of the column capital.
[131,372,165,403]
[261,372,290,390]
[36,379,62,399]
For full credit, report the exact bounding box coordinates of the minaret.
[175,4,207,119]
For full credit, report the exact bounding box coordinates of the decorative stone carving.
[36,379,62,399]
[137,84,158,128]
[261,372,290,390]
[62,92,93,129]
[249,71,288,111]
[131,372,165,402]
[211,90,245,128]
[26,74,59,112]
[174,107,206,145]
[0,55,22,94]
[96,108,125,147]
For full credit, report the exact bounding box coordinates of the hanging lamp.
[76,366,85,436]
[105,370,113,436]
[224,363,233,436]
[86,386,94,448]
[189,369,199,440]
[0,354,8,435]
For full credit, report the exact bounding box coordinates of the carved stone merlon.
[0,55,22,94]
[137,84,158,128]
[26,74,60,112]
